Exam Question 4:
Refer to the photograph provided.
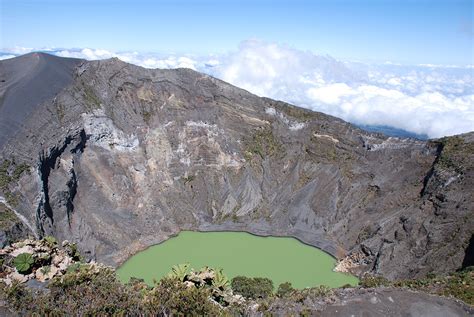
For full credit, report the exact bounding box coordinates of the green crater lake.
[117,231,358,289]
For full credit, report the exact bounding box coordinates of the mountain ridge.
[0,53,472,281]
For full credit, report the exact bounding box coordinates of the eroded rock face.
[0,53,472,279]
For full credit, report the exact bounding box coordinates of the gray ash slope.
[0,52,472,280]
[0,53,82,147]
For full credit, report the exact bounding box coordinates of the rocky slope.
[0,52,472,280]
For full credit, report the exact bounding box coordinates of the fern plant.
[167,263,189,281]
[212,269,230,290]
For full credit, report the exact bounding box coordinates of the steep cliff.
[0,52,472,279]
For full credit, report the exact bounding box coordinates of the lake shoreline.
[116,231,358,289]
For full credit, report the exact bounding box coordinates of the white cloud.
[0,54,16,60]
[2,42,473,138]
[54,48,199,70]
[205,40,473,138]
[306,83,356,105]
[2,46,35,54]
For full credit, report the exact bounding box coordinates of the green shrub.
[149,277,221,316]
[65,243,82,261]
[277,281,294,297]
[43,236,57,247]
[13,253,34,274]
[213,268,230,290]
[359,274,390,288]
[231,276,274,299]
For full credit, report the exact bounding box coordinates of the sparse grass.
[0,160,12,189]
[244,127,282,161]
[54,99,66,122]
[273,101,315,121]
[306,136,346,164]
[359,274,390,288]
[392,268,473,305]
[0,160,29,208]
[432,136,474,173]
[142,110,152,123]
[356,225,374,243]
[82,83,102,109]
[0,204,20,230]
[0,160,30,190]
[182,175,196,185]
[360,268,473,306]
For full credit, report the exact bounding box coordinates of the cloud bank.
[1,40,472,138]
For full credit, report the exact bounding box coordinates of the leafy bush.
[231,276,274,299]
[277,281,294,297]
[43,236,57,248]
[65,243,82,261]
[213,269,230,290]
[149,277,221,316]
[359,274,390,288]
[13,253,34,274]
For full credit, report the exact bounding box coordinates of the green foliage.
[65,262,86,274]
[167,263,190,281]
[359,269,473,305]
[40,266,51,275]
[43,236,57,247]
[276,281,295,297]
[13,253,34,274]
[305,285,332,297]
[0,160,29,189]
[12,163,30,180]
[2,264,222,316]
[440,269,473,305]
[277,285,333,305]
[142,111,152,123]
[392,268,473,306]
[231,276,274,299]
[65,243,82,261]
[4,191,18,207]
[0,160,29,208]
[213,268,230,290]
[433,136,474,173]
[359,274,390,288]
[150,277,221,316]
[244,127,282,160]
[0,281,34,310]
[182,175,196,185]
[82,83,102,109]
[0,160,11,189]
[0,204,20,230]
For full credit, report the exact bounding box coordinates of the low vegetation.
[359,269,473,306]
[270,100,315,121]
[0,204,20,231]
[231,276,274,299]
[243,126,282,161]
[0,238,472,315]
[81,82,102,110]
[12,253,34,274]
[432,136,474,173]
[0,159,30,207]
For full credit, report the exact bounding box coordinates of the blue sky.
[1,0,473,65]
